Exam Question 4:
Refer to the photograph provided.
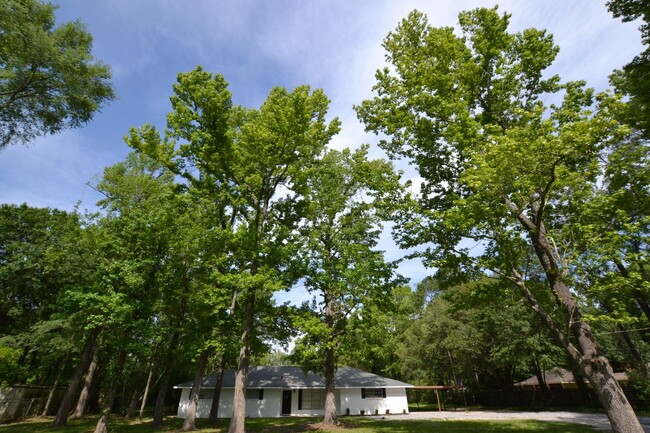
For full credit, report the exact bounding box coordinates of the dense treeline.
[0,68,405,433]
[1,1,650,433]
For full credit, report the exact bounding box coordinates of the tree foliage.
[0,0,114,148]
[357,7,645,432]
[127,66,340,433]
[290,147,404,424]
[608,0,650,135]
[396,278,564,390]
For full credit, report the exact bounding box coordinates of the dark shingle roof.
[174,366,412,389]
[515,368,629,386]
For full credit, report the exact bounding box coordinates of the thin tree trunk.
[228,289,256,433]
[125,385,139,419]
[182,350,210,431]
[509,202,644,433]
[92,350,127,433]
[208,355,226,424]
[153,273,191,427]
[619,326,646,368]
[138,361,154,419]
[152,367,171,427]
[210,287,239,425]
[533,368,548,392]
[52,328,99,428]
[614,259,650,324]
[602,300,646,368]
[42,352,69,417]
[72,343,100,419]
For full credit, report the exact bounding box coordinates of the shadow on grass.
[0,416,601,433]
[349,418,601,433]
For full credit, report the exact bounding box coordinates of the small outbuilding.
[514,368,629,390]
[175,366,412,418]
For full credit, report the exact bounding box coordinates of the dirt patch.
[307,421,354,431]
[260,420,355,432]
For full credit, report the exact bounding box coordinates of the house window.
[246,389,264,400]
[199,389,213,399]
[361,388,386,399]
[298,389,325,410]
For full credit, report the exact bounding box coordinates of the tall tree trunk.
[323,294,337,425]
[182,350,210,431]
[531,354,548,391]
[533,368,549,392]
[323,344,337,425]
[228,289,256,433]
[208,355,227,424]
[138,361,155,419]
[153,274,191,427]
[92,350,127,433]
[42,352,69,417]
[510,203,644,433]
[152,366,171,427]
[72,344,100,419]
[52,328,99,428]
[125,385,140,419]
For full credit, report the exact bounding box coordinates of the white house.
[175,366,412,418]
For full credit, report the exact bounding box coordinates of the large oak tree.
[291,147,404,425]
[356,8,644,433]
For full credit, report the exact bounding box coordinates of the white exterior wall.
[177,388,282,419]
[177,389,235,419]
[338,387,409,416]
[177,387,409,418]
[246,389,281,418]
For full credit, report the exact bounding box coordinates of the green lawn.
[0,416,601,433]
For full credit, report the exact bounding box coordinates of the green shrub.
[0,346,22,386]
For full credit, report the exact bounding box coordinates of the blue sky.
[0,0,643,290]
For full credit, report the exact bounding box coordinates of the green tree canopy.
[608,0,650,135]
[290,147,404,424]
[128,66,340,433]
[0,0,114,148]
[356,7,644,432]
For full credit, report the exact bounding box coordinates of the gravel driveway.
[379,411,650,432]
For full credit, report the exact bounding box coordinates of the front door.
[281,390,292,415]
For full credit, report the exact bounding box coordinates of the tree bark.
[52,328,99,428]
[323,293,337,425]
[153,272,191,427]
[228,289,256,433]
[182,350,210,431]
[208,355,226,424]
[323,344,337,425]
[510,202,644,433]
[125,385,140,419]
[613,259,650,325]
[92,350,127,433]
[72,343,100,419]
[138,361,155,419]
[152,366,171,427]
[533,368,549,392]
[41,352,68,417]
